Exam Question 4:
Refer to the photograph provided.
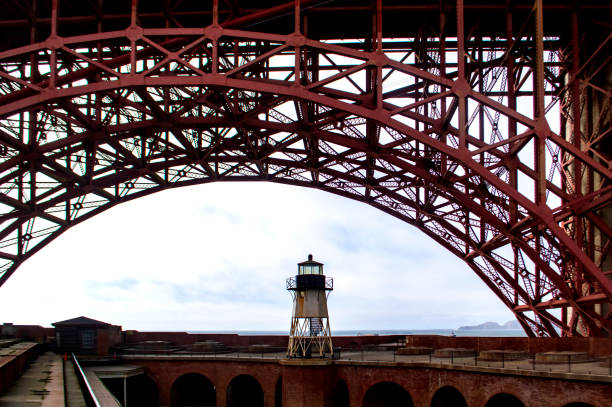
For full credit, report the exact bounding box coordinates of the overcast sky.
[0,182,515,331]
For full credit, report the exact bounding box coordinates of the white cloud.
[0,182,514,331]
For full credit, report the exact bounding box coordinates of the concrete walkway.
[0,352,64,407]
[64,360,86,407]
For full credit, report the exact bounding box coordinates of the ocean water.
[188,329,527,337]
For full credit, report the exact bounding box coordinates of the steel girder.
[0,0,610,337]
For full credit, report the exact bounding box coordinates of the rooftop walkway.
[0,351,65,407]
[64,358,87,407]
[0,344,138,407]
[0,342,94,407]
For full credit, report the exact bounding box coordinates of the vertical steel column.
[163,0,169,28]
[569,1,586,335]
[456,0,466,150]
[26,0,42,258]
[439,0,447,173]
[293,0,301,84]
[130,0,138,73]
[476,29,485,246]
[212,0,218,74]
[533,0,547,334]
[505,0,521,307]
[49,0,58,88]
[534,0,546,205]
[294,0,301,34]
[95,0,102,139]
[375,0,383,107]
[19,0,39,258]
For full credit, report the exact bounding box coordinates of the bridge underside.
[0,0,610,337]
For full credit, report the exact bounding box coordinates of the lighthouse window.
[298,264,323,275]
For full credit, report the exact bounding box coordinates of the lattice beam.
[0,0,609,337]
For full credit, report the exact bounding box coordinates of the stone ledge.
[120,354,280,364]
[279,358,333,366]
[536,351,591,363]
[433,348,475,357]
[397,346,433,355]
[479,350,529,361]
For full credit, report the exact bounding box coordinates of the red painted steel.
[0,1,609,337]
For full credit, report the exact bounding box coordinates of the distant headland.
[457,320,521,330]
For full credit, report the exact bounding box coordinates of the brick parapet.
[404,335,612,356]
[0,342,39,394]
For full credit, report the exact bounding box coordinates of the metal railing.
[285,276,333,290]
[117,345,288,359]
[286,277,296,290]
[338,348,612,376]
[71,353,101,407]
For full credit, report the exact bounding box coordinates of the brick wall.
[125,357,612,407]
[0,343,39,394]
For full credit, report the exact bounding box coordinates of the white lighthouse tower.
[286,254,333,358]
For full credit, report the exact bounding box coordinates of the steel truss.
[0,0,609,336]
[287,316,333,358]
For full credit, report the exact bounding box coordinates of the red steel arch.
[0,0,610,337]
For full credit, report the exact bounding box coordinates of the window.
[81,329,96,349]
[298,264,323,275]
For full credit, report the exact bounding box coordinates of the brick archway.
[484,393,525,407]
[226,374,264,407]
[170,372,216,407]
[363,381,414,407]
[430,385,467,407]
